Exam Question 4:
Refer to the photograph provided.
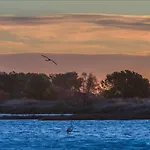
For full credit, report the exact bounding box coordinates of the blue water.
[0,120,150,150]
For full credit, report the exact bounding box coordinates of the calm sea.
[0,119,150,150]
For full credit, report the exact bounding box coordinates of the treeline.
[0,70,149,101]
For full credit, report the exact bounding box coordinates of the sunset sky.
[0,1,150,80]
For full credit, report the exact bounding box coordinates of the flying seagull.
[41,55,57,65]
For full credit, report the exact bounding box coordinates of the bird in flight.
[41,55,57,65]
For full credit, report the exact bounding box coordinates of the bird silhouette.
[41,55,57,65]
[67,121,73,134]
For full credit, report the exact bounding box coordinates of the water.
[0,120,150,150]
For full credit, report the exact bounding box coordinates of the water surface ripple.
[0,120,150,149]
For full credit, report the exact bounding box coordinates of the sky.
[0,1,150,16]
[0,1,150,79]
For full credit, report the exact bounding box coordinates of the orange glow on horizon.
[0,13,149,55]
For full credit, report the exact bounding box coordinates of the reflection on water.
[0,120,150,149]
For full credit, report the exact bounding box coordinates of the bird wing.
[41,55,49,59]
[51,60,57,65]
[41,55,58,65]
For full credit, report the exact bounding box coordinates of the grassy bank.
[0,98,150,120]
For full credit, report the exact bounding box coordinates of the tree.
[80,72,88,93]
[101,70,149,98]
[86,73,100,94]
[49,72,83,92]
[24,73,50,100]
[80,72,100,94]
[0,72,18,99]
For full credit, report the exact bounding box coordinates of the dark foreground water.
[0,120,150,150]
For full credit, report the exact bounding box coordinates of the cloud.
[0,15,66,26]
[0,14,149,55]
[0,14,149,30]
[91,19,150,31]
[0,41,31,54]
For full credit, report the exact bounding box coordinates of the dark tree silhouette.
[80,72,100,94]
[101,70,149,98]
[49,72,83,92]
[24,73,50,100]
[0,70,150,102]
[80,72,88,93]
[86,73,100,94]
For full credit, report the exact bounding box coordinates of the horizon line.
[0,52,150,57]
[0,13,150,18]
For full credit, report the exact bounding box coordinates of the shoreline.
[0,99,150,120]
[0,114,150,120]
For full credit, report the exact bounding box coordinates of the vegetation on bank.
[0,69,150,114]
[0,70,149,101]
